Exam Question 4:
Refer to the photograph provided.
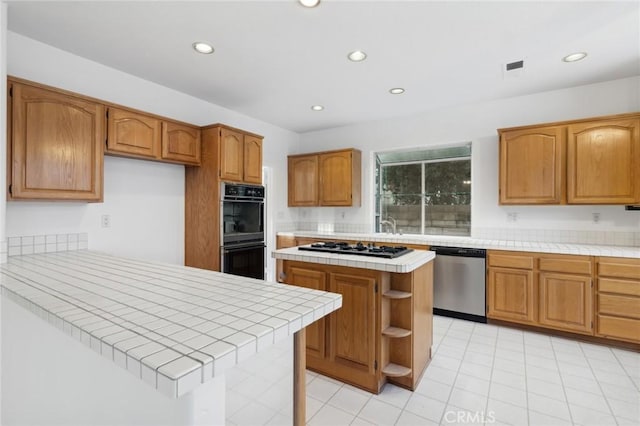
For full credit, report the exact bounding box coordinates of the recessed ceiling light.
[389,88,405,95]
[311,105,324,111]
[299,0,320,7]
[192,42,214,54]
[562,52,587,62]
[348,50,367,62]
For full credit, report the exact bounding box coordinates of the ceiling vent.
[503,59,526,79]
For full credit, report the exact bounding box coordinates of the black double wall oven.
[220,183,265,280]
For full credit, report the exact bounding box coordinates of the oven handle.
[221,198,265,204]
[222,242,266,252]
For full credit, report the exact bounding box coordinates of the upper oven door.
[221,185,265,245]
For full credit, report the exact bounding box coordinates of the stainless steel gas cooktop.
[298,241,413,259]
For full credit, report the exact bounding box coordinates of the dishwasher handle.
[431,246,486,258]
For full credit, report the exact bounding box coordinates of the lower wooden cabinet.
[282,259,433,393]
[487,252,536,325]
[596,257,640,343]
[487,251,596,336]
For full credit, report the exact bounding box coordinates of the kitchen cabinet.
[185,124,264,271]
[596,257,640,343]
[498,126,565,204]
[219,126,263,184]
[106,107,201,166]
[288,148,361,207]
[161,120,201,165]
[7,78,104,202]
[487,252,536,324]
[497,112,640,205]
[288,156,318,206]
[281,258,432,393]
[538,255,593,334]
[276,235,298,282]
[567,117,640,204]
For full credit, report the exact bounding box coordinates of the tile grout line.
[579,343,621,425]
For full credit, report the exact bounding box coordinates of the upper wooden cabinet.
[161,121,201,165]
[499,126,565,204]
[106,107,161,159]
[498,113,640,205]
[288,148,361,207]
[106,107,201,166]
[219,126,263,184]
[567,117,640,204]
[288,156,318,206]
[8,79,104,202]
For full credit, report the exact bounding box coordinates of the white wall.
[4,32,300,264]
[298,76,640,235]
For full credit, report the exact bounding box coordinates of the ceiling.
[6,1,640,133]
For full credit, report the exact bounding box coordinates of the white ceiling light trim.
[389,88,405,95]
[299,0,320,8]
[192,42,214,54]
[562,52,587,62]
[311,105,324,111]
[348,50,367,62]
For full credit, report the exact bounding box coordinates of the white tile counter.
[272,246,435,273]
[0,250,342,401]
[277,231,640,259]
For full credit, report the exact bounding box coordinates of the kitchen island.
[273,245,435,394]
[1,250,341,426]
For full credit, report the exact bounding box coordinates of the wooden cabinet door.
[243,135,262,184]
[487,267,536,324]
[288,155,318,206]
[539,272,593,334]
[319,151,353,206]
[10,82,104,201]
[161,121,201,165]
[106,107,161,159]
[567,117,640,204]
[284,265,327,360]
[219,127,244,182]
[499,126,565,204]
[328,273,377,374]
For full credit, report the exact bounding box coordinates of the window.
[375,144,471,236]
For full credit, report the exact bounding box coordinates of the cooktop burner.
[298,241,413,259]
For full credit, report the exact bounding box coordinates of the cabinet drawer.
[488,253,534,269]
[598,278,640,297]
[598,259,640,280]
[539,257,592,275]
[598,294,640,319]
[597,315,640,342]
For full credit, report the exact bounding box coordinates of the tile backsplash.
[275,221,640,247]
[1,233,89,263]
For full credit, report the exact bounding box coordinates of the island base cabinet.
[282,259,434,394]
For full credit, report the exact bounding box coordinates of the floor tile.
[462,351,493,367]
[414,376,452,402]
[528,410,572,426]
[527,377,566,400]
[448,387,488,413]
[307,376,343,403]
[327,386,371,415]
[357,398,402,426]
[526,365,562,384]
[431,355,463,372]
[422,365,458,386]
[569,403,617,426]
[489,382,527,408]
[491,369,526,392]
[561,372,602,395]
[442,405,486,426]
[229,400,277,426]
[454,373,491,396]
[487,398,528,426]
[404,393,446,423]
[308,404,355,426]
[458,362,492,381]
[350,416,375,425]
[600,381,640,404]
[528,393,571,421]
[372,383,411,409]
[394,410,438,426]
[606,396,640,421]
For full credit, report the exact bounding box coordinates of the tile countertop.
[0,250,342,398]
[277,231,640,259]
[272,246,436,273]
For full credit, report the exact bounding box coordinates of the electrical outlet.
[101,214,111,228]
[592,212,601,224]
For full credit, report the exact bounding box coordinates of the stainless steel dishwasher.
[431,246,487,323]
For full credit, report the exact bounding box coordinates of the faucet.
[380,216,396,234]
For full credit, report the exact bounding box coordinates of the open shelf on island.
[382,290,412,299]
[382,326,412,338]
[381,363,412,377]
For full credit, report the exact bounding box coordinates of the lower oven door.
[221,242,266,280]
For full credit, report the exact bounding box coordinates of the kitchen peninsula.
[1,249,341,426]
[272,244,435,394]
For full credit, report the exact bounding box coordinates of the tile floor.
[226,315,640,425]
